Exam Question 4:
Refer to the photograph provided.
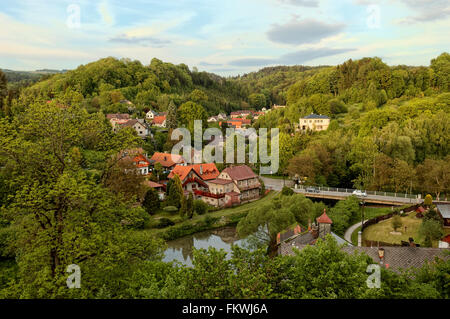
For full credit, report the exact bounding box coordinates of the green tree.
[166,100,178,129]
[142,188,160,214]
[237,197,295,256]
[187,192,194,219]
[419,219,443,247]
[167,175,183,208]
[178,101,208,134]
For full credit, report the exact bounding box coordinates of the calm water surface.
[163,226,252,267]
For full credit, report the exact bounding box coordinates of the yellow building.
[298,114,330,132]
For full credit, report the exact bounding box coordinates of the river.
[162,226,253,267]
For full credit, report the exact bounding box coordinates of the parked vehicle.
[306,186,320,193]
[352,189,367,197]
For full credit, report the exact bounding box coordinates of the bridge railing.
[295,185,418,200]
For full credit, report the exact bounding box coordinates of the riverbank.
[138,191,279,241]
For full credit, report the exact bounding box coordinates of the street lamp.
[359,197,365,229]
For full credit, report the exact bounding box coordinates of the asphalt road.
[261,176,421,205]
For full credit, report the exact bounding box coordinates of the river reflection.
[162,226,250,267]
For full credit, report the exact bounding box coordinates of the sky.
[0,0,449,76]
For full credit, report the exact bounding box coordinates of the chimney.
[200,164,203,175]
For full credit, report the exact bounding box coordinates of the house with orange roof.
[219,118,251,129]
[152,115,167,127]
[168,163,220,193]
[149,152,185,172]
[118,148,151,175]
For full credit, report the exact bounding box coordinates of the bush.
[156,218,175,229]
[163,206,179,213]
[142,188,160,215]
[193,200,209,215]
[391,215,402,232]
[281,186,294,196]
[424,194,433,206]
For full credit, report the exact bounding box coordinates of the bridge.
[261,177,449,206]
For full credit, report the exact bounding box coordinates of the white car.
[352,189,367,197]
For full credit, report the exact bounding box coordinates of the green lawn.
[362,213,426,246]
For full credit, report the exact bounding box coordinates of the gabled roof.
[107,113,130,120]
[119,119,141,127]
[143,180,164,189]
[222,165,257,181]
[150,152,184,168]
[133,154,150,168]
[437,204,450,218]
[152,115,166,125]
[302,113,330,119]
[168,163,219,182]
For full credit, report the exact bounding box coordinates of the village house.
[230,110,253,119]
[298,113,330,132]
[106,113,130,127]
[145,110,158,121]
[272,104,286,109]
[119,148,151,175]
[219,118,251,129]
[218,165,261,203]
[149,152,185,173]
[168,163,220,194]
[118,119,151,138]
[252,111,265,120]
[152,115,167,127]
[143,180,166,200]
[207,116,219,123]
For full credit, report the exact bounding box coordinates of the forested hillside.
[1,58,246,117]
[250,53,449,196]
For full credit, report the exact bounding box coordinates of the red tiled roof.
[168,163,219,182]
[222,165,257,181]
[152,115,166,124]
[150,152,184,168]
[143,180,164,188]
[316,211,333,224]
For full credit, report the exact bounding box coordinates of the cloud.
[267,18,346,45]
[277,0,319,7]
[279,47,356,64]
[199,61,223,67]
[228,47,355,67]
[397,0,450,23]
[228,57,277,67]
[109,34,171,47]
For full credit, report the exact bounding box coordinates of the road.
[260,176,425,206]
[344,220,366,244]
